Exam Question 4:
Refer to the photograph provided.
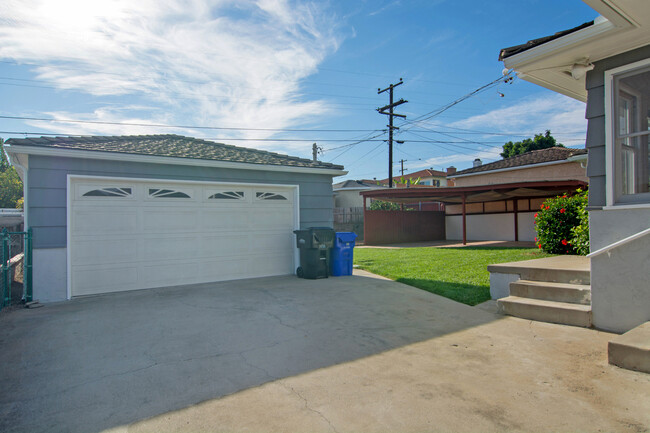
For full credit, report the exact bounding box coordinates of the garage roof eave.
[360,180,588,204]
[5,145,348,176]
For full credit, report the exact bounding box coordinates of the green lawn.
[354,247,554,306]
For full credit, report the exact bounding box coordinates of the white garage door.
[69,177,297,297]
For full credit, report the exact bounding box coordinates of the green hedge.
[534,189,589,255]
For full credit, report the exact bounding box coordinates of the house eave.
[5,144,348,177]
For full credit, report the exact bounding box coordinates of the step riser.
[510,283,591,305]
[498,300,592,328]
[519,269,590,285]
[608,342,650,374]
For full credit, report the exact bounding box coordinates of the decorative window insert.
[208,191,245,200]
[148,188,191,198]
[83,187,132,197]
[256,192,288,201]
[607,62,650,204]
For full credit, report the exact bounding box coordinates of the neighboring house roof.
[499,21,595,60]
[378,168,446,184]
[333,179,385,190]
[5,134,344,171]
[452,147,587,177]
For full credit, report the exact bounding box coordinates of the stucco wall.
[445,212,536,242]
[334,190,364,208]
[452,161,587,187]
[591,232,650,333]
[26,154,337,249]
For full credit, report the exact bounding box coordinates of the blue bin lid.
[335,232,358,242]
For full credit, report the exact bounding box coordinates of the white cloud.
[446,93,588,146]
[0,0,341,153]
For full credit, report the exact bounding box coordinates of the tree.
[500,130,564,159]
[0,139,24,209]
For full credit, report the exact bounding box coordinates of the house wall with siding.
[584,44,650,332]
[27,154,337,249]
[585,45,650,251]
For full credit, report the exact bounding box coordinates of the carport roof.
[5,134,344,171]
[360,180,588,204]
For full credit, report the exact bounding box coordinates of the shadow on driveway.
[0,272,500,433]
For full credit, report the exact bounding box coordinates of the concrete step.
[608,321,650,374]
[488,256,590,285]
[497,296,592,328]
[509,280,591,305]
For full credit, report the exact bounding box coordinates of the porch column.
[462,192,467,245]
[513,199,519,242]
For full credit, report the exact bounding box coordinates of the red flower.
[538,244,542,249]
[534,213,538,218]
[534,237,537,242]
[541,204,544,210]
[562,195,567,198]
[546,206,550,210]
[560,208,565,213]
[561,239,568,245]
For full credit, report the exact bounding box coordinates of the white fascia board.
[502,17,618,70]
[450,159,574,179]
[5,145,347,177]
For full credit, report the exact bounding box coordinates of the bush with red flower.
[534,189,589,255]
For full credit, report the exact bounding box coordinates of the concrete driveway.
[1,271,648,433]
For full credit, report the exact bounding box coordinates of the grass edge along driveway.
[354,247,554,306]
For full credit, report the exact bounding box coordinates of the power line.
[0,115,384,133]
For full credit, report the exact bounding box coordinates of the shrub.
[534,189,589,255]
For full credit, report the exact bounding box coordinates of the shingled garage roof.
[4,134,343,170]
[498,21,595,60]
[453,147,587,177]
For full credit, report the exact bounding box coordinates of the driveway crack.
[282,384,339,433]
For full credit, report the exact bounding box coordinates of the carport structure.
[361,180,587,245]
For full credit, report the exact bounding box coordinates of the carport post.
[462,193,467,245]
[513,199,519,242]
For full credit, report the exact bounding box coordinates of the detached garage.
[5,135,345,301]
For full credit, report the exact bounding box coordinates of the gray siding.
[585,44,650,208]
[27,155,337,248]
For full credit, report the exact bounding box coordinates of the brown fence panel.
[364,210,445,245]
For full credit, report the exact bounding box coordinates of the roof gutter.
[5,144,348,177]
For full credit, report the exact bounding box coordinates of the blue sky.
[0,0,598,181]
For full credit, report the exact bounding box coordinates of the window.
[607,62,650,204]
[255,192,287,201]
[148,188,191,198]
[83,187,132,197]
[208,191,245,200]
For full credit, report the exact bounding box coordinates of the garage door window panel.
[148,188,192,198]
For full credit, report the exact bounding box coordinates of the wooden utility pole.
[378,79,407,188]
[398,159,407,176]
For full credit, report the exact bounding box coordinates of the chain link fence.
[1,228,32,310]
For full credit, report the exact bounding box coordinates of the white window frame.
[605,58,650,207]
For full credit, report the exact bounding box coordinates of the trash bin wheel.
[296,267,304,278]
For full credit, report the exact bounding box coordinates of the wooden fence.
[363,210,445,245]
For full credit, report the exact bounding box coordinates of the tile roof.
[499,21,594,60]
[5,134,344,170]
[453,147,587,176]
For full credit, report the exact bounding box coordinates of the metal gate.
[1,228,32,310]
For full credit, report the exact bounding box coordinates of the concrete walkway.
[109,275,650,433]
[2,271,648,433]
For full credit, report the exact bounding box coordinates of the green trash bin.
[293,227,335,279]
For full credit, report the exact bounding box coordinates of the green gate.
[1,228,32,310]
